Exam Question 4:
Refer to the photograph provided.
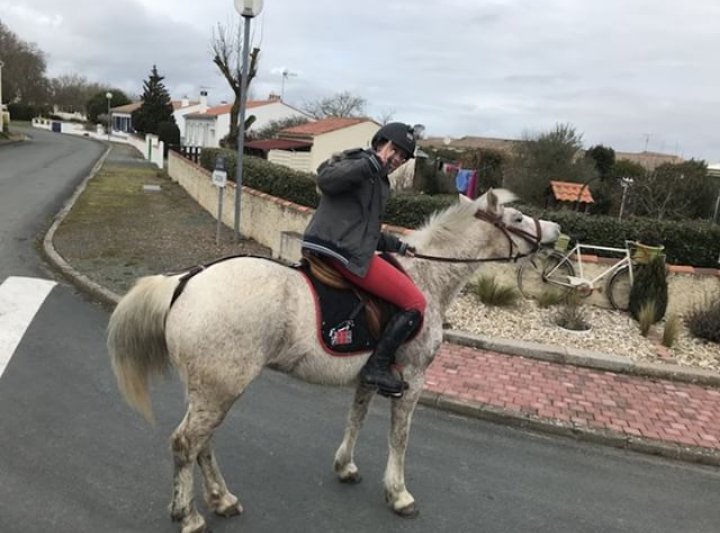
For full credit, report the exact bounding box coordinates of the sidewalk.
[43,142,720,467]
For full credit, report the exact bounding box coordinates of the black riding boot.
[360,309,421,398]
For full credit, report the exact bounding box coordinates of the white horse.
[108,189,560,533]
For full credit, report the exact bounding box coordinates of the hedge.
[519,205,720,268]
[195,148,720,267]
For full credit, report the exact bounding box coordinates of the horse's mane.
[409,201,478,249]
[407,190,517,250]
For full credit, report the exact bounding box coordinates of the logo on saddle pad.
[329,320,354,347]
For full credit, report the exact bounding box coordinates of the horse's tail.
[107,274,179,423]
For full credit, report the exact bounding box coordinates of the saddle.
[298,252,400,355]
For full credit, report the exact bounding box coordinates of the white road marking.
[0,276,57,379]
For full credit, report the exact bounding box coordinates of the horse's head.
[462,189,561,258]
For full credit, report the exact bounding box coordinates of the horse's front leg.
[384,374,424,518]
[334,384,375,483]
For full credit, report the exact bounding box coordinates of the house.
[110,91,209,141]
[184,94,311,148]
[261,117,380,173]
[615,150,683,171]
[419,136,521,155]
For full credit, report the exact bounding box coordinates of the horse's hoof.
[214,501,243,518]
[394,502,420,519]
[180,515,209,533]
[338,471,362,484]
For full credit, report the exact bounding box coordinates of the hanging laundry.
[455,169,472,193]
[466,170,479,199]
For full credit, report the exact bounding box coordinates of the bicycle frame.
[545,241,635,291]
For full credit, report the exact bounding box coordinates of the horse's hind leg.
[169,367,256,533]
[334,384,374,483]
[384,376,423,518]
[197,441,243,517]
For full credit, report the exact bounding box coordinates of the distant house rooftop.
[280,117,374,137]
[549,180,594,203]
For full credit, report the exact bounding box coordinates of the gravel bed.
[446,292,720,373]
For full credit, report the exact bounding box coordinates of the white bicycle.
[516,239,651,310]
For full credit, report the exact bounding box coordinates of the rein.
[412,208,541,264]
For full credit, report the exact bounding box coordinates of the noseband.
[412,208,542,264]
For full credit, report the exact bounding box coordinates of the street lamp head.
[234,0,263,17]
[106,91,112,100]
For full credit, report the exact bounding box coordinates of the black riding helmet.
[371,122,416,160]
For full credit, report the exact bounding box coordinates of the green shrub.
[466,276,519,307]
[637,301,656,336]
[158,121,180,151]
[662,314,680,347]
[685,295,720,344]
[554,296,590,331]
[629,255,668,322]
[8,103,42,121]
[200,148,320,208]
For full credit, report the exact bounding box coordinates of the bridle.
[412,208,543,264]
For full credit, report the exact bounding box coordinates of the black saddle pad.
[298,262,382,355]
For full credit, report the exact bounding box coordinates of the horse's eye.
[513,215,523,224]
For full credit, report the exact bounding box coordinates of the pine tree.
[628,254,668,323]
[132,65,175,135]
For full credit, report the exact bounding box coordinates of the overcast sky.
[2,0,718,160]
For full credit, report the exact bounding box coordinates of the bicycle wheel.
[607,265,632,311]
[517,251,575,300]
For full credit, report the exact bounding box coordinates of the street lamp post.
[0,59,5,134]
[105,92,112,141]
[233,0,264,242]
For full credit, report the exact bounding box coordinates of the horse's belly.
[285,349,369,387]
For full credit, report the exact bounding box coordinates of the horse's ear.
[458,193,473,205]
[492,188,518,205]
[485,188,499,211]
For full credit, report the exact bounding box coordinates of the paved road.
[0,129,718,533]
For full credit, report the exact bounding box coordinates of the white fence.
[31,118,165,169]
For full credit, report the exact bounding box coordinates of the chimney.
[181,95,190,108]
[200,90,208,109]
[268,92,281,102]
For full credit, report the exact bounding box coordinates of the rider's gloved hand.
[398,241,416,256]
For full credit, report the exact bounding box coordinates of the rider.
[301,122,427,397]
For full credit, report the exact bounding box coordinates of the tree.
[51,74,108,114]
[504,123,597,206]
[252,116,311,140]
[302,91,366,119]
[211,23,260,149]
[86,89,130,123]
[585,145,616,180]
[630,160,714,220]
[0,20,50,105]
[132,65,175,135]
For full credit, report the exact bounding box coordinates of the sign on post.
[212,158,228,188]
[213,157,227,244]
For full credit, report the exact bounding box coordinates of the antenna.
[280,68,298,100]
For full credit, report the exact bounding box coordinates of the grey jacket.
[301,148,404,277]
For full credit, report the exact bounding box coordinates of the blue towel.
[455,169,472,193]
